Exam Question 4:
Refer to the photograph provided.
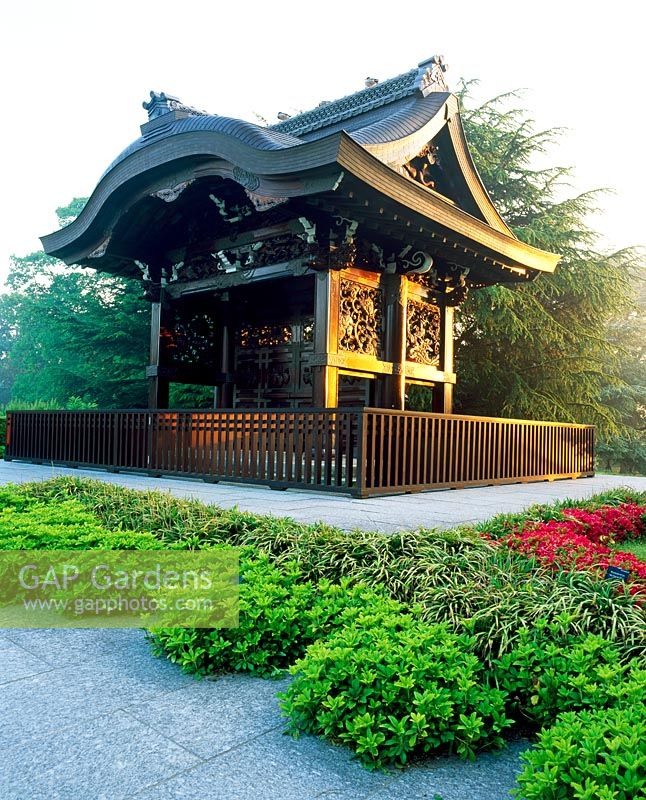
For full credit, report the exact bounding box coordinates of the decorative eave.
[41,131,558,278]
[334,134,559,275]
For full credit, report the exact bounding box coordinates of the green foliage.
[451,84,644,438]
[2,477,644,783]
[2,397,98,411]
[168,383,216,409]
[149,556,402,679]
[150,555,316,678]
[0,197,149,408]
[281,617,512,768]
[15,478,646,665]
[515,704,646,800]
[596,275,646,475]
[0,399,98,458]
[493,627,645,727]
[614,539,646,560]
[0,488,161,550]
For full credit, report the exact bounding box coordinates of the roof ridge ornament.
[142,91,208,120]
[417,55,449,96]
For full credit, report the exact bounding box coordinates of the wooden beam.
[432,304,454,413]
[218,294,235,408]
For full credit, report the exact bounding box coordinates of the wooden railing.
[5,408,594,497]
[360,409,594,496]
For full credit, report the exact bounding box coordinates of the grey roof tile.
[269,68,419,138]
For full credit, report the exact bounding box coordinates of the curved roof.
[101,115,303,178]
[40,56,559,277]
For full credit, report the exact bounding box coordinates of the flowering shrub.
[561,503,645,544]
[500,503,646,595]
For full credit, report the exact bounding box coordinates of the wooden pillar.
[312,270,339,408]
[432,304,454,414]
[147,296,169,409]
[218,293,235,408]
[382,273,407,410]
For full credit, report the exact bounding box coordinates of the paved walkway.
[1,628,529,800]
[1,460,645,532]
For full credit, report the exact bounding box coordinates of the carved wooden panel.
[234,318,314,408]
[401,143,439,189]
[161,310,218,369]
[406,300,441,365]
[338,280,383,358]
[237,324,292,348]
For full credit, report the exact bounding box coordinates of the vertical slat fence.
[5,408,594,497]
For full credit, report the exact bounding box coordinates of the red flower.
[497,503,646,596]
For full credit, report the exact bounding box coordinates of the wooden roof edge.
[444,101,515,237]
[39,119,559,276]
[39,131,348,260]
[335,133,560,274]
[355,94,515,239]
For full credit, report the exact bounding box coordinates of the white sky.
[1,0,644,283]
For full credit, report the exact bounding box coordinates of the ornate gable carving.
[401,143,440,190]
[418,55,449,95]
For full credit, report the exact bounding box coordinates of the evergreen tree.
[450,83,642,443]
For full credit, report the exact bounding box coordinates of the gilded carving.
[237,324,293,348]
[253,234,310,268]
[152,180,193,203]
[401,143,439,189]
[406,263,470,306]
[406,300,441,365]
[339,280,383,357]
[87,236,111,259]
[245,191,288,211]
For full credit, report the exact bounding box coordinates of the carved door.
[234,319,314,408]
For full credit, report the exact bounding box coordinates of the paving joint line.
[128,722,286,798]
[119,706,208,762]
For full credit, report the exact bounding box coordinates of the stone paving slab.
[132,726,394,800]
[2,627,143,668]
[0,632,193,748]
[1,461,645,532]
[0,643,54,685]
[365,740,531,800]
[125,674,292,760]
[1,709,200,800]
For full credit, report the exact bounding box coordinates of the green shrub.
[399,547,645,668]
[14,477,261,548]
[149,556,404,679]
[493,626,645,727]
[281,617,512,769]
[0,489,161,550]
[515,705,646,800]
